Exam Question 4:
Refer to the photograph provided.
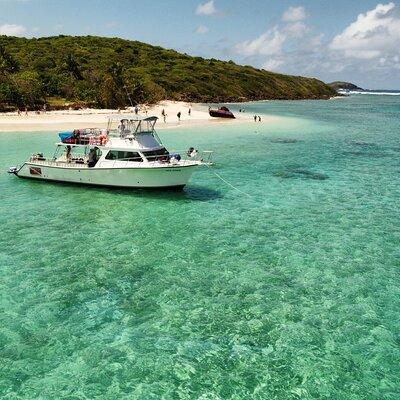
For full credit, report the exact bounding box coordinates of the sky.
[1,0,399,89]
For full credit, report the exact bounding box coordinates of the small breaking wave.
[339,90,400,96]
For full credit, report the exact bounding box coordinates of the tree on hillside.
[0,46,19,76]
[0,81,21,108]
[107,62,124,86]
[14,71,44,106]
[63,53,83,80]
[98,74,124,108]
[0,46,21,109]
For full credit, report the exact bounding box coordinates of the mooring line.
[204,163,253,199]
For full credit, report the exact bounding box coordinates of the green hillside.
[0,35,336,110]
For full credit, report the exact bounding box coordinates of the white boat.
[9,115,212,189]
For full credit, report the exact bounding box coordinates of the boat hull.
[16,163,199,189]
[209,110,235,119]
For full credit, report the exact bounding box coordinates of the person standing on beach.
[134,105,139,115]
[177,111,181,121]
[17,108,21,116]
[188,108,191,116]
[258,116,261,122]
[25,107,28,116]
[254,115,257,122]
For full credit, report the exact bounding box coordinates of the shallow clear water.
[1,95,399,399]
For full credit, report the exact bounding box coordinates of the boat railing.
[146,150,214,166]
[28,150,214,169]
[29,155,89,168]
[105,158,196,169]
[170,149,213,162]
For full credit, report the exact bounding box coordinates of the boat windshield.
[107,116,158,138]
[142,148,169,161]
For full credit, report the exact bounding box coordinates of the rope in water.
[204,163,253,198]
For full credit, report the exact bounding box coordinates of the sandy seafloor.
[0,95,399,399]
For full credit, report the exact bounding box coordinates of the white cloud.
[263,58,284,71]
[0,23,26,36]
[285,21,308,38]
[234,18,310,58]
[330,2,400,59]
[234,6,310,59]
[282,6,307,22]
[235,27,286,56]
[196,0,217,16]
[196,25,209,34]
[231,2,400,87]
[308,34,324,48]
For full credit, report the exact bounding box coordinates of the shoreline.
[0,101,277,133]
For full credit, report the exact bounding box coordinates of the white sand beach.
[0,101,275,132]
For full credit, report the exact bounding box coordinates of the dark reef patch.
[342,140,390,158]
[343,150,389,158]
[274,168,328,180]
[270,138,300,144]
[347,140,377,147]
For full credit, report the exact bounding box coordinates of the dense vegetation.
[0,35,336,110]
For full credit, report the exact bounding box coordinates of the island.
[328,81,365,92]
[0,35,336,111]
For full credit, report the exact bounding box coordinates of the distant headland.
[0,35,336,111]
[328,81,365,92]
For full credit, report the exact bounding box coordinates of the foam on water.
[0,95,399,399]
[338,90,400,96]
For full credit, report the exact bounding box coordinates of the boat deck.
[26,158,201,169]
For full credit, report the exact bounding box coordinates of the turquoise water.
[1,95,399,399]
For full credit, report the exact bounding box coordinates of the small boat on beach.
[209,106,235,119]
[8,115,213,189]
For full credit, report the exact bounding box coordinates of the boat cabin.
[11,113,211,189]
[44,115,182,168]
